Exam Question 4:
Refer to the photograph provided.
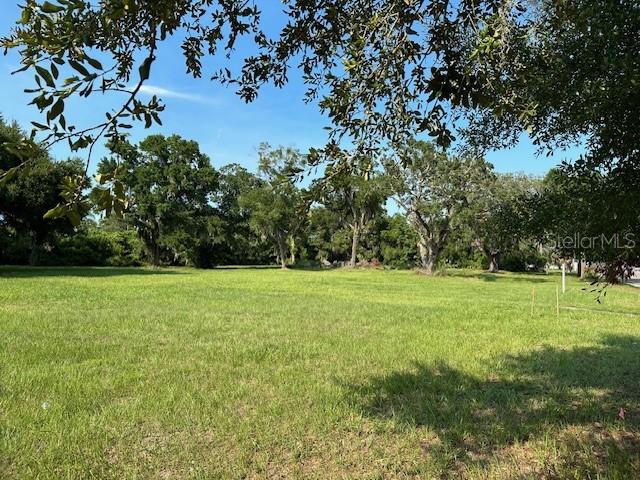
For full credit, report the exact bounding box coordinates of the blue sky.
[1,3,583,177]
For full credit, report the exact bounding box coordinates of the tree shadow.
[0,266,184,278]
[212,265,281,270]
[343,335,640,477]
[446,270,549,283]
[215,264,330,272]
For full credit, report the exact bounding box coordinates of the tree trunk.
[488,253,500,273]
[423,256,437,275]
[418,241,429,270]
[350,226,360,268]
[152,242,161,267]
[418,239,438,274]
[578,259,588,279]
[289,236,296,264]
[28,233,40,266]
[276,235,288,269]
[484,247,500,273]
[28,245,40,266]
[150,218,162,267]
[576,258,582,278]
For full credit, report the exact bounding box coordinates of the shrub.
[501,250,547,272]
[42,228,144,266]
[0,229,31,265]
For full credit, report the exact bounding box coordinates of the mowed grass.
[1,266,640,479]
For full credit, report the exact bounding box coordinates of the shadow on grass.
[215,264,328,272]
[0,266,184,278]
[445,270,550,284]
[344,335,640,477]
[212,265,281,270]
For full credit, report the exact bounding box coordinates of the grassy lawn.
[1,266,640,479]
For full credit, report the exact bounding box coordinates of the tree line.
[1,0,637,280]
[4,116,631,276]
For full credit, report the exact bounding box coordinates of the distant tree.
[460,0,640,278]
[439,225,487,270]
[214,163,271,265]
[239,144,307,268]
[314,160,389,267]
[306,206,350,264]
[533,164,640,283]
[379,214,419,268]
[0,119,88,265]
[386,141,490,274]
[43,218,144,267]
[466,173,541,272]
[6,0,638,256]
[95,134,218,266]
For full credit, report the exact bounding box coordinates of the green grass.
[1,266,639,479]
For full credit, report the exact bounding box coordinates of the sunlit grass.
[1,266,639,478]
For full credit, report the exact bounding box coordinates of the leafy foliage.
[465,0,640,171]
[306,206,351,264]
[1,0,521,174]
[465,173,541,272]
[379,214,419,268]
[0,0,263,155]
[533,163,640,283]
[386,140,490,273]
[212,163,272,265]
[95,134,218,266]
[0,118,88,264]
[43,220,144,266]
[313,158,389,267]
[238,144,308,268]
[3,108,635,279]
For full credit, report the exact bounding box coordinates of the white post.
[562,263,566,294]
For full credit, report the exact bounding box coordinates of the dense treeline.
[1,117,634,275]
[1,0,638,281]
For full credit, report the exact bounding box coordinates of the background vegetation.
[1,118,567,274]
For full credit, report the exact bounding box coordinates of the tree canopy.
[386,140,490,273]
[313,160,389,267]
[0,118,87,264]
[238,144,307,268]
[95,134,218,266]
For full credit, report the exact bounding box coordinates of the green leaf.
[68,60,90,77]
[0,167,19,186]
[63,76,80,86]
[31,121,49,130]
[95,170,114,184]
[70,136,92,150]
[12,64,31,74]
[40,2,64,14]
[49,98,65,120]
[43,204,66,219]
[138,57,152,81]
[19,7,32,24]
[35,65,55,88]
[113,181,124,198]
[85,56,103,70]
[66,209,81,226]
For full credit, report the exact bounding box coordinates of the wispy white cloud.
[138,84,220,105]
